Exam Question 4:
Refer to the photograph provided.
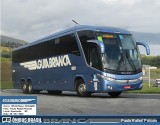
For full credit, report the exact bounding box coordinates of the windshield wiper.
[116,52,125,71]
[125,50,136,71]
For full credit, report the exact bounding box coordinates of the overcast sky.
[1,0,160,42]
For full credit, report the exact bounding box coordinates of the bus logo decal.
[20,61,37,70]
[20,55,71,70]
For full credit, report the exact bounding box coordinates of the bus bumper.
[102,79,143,92]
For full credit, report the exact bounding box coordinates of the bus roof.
[14,25,131,51]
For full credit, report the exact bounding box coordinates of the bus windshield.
[96,33,141,74]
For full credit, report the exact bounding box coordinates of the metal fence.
[142,67,151,87]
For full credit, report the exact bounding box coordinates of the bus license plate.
[124,86,131,89]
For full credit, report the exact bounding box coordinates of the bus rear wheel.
[48,91,62,95]
[28,81,34,94]
[76,79,91,97]
[27,81,40,94]
[108,92,122,97]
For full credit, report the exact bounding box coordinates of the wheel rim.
[78,83,86,94]
[28,84,32,92]
[23,84,26,90]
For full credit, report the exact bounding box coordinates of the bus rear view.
[12,25,150,97]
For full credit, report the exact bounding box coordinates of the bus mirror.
[136,42,150,55]
[87,40,105,54]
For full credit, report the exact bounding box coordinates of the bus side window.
[53,34,80,56]
[77,30,96,64]
[89,45,101,70]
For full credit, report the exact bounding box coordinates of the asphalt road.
[1,89,160,115]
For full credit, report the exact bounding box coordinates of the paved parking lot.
[1,89,160,114]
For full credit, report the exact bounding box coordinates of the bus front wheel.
[108,92,122,97]
[76,79,91,97]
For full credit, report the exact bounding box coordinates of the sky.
[1,0,160,42]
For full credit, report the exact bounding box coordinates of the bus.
[12,25,150,97]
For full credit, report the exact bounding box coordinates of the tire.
[48,90,62,95]
[22,81,28,93]
[76,79,91,97]
[28,81,34,94]
[108,92,122,97]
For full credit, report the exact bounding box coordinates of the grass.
[0,46,12,52]
[0,81,13,89]
[0,57,12,62]
[1,57,12,89]
[143,68,160,79]
[126,82,160,93]
[150,69,160,79]
[1,57,12,81]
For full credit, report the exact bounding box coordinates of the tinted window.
[53,34,80,56]
[12,41,53,63]
[12,33,80,63]
[77,30,95,63]
[89,45,101,70]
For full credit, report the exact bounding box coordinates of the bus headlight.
[138,77,143,81]
[97,74,143,84]
[97,74,115,82]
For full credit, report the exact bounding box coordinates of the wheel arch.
[74,75,86,91]
[21,78,26,82]
[26,77,33,83]
[20,78,26,87]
